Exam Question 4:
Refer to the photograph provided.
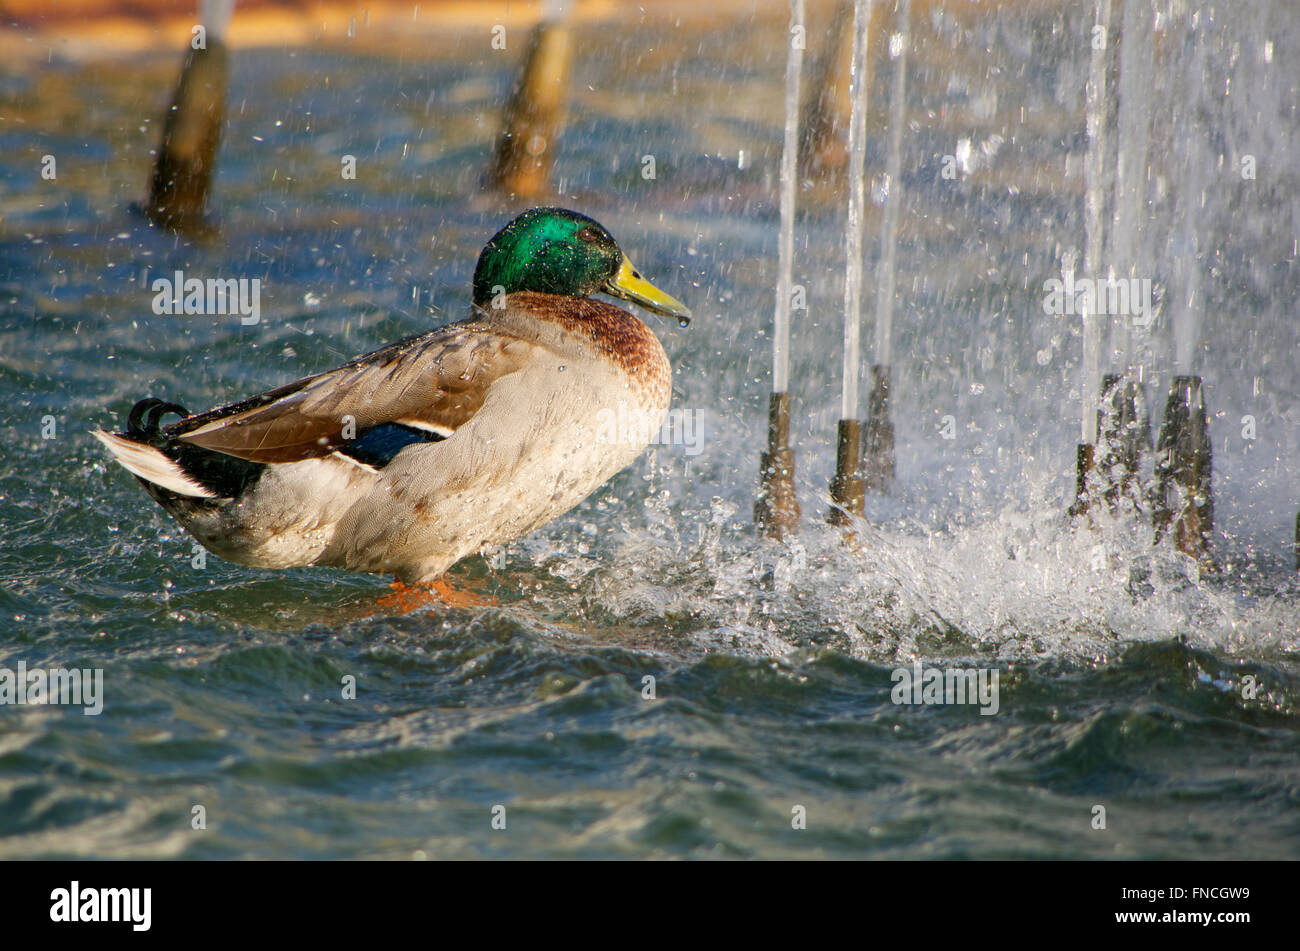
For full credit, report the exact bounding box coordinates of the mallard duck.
[94,207,690,584]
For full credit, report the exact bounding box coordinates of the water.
[1108,0,1154,374]
[839,0,872,421]
[1081,0,1112,443]
[771,0,804,396]
[1169,10,1206,377]
[871,0,909,370]
[1,5,1298,860]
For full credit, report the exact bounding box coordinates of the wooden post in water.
[1068,442,1096,518]
[828,420,865,525]
[145,12,230,234]
[797,1,855,179]
[756,392,802,539]
[1096,372,1149,513]
[484,14,572,198]
[1152,376,1213,563]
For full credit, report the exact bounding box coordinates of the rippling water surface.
[2,6,1298,859]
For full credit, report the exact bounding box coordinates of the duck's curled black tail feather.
[126,398,191,440]
[108,396,264,500]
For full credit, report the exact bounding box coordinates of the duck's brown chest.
[510,291,672,409]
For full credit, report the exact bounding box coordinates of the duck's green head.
[472,207,691,324]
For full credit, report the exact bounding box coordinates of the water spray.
[828,0,874,526]
[862,0,909,494]
[1100,0,1155,500]
[1071,0,1114,517]
[145,0,235,234]
[484,0,572,198]
[755,0,806,540]
[1150,9,1215,564]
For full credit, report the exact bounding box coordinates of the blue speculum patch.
[341,423,446,469]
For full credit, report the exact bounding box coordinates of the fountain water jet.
[1071,0,1114,517]
[1099,0,1155,510]
[1071,0,1217,564]
[862,0,909,494]
[755,0,806,540]
[1072,0,1156,519]
[1152,6,1215,563]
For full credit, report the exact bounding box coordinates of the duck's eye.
[577,227,600,244]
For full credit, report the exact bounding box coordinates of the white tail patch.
[92,430,217,499]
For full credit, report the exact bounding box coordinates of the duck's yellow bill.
[604,255,691,325]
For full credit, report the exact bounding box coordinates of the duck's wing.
[173,321,535,465]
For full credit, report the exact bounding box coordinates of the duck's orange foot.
[371,577,498,614]
[421,576,499,609]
